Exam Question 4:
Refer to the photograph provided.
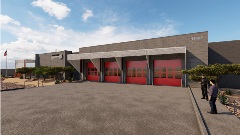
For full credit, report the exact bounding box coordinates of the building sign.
[191,36,203,41]
[51,54,63,60]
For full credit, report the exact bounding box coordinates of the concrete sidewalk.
[190,87,240,135]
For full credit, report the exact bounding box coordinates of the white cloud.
[96,26,116,35]
[82,9,93,22]
[51,24,65,30]
[1,17,178,68]
[0,15,21,26]
[32,0,71,20]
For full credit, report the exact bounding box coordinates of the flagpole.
[6,54,8,77]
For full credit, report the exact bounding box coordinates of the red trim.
[104,62,120,83]
[154,59,182,86]
[126,60,147,85]
[87,62,99,81]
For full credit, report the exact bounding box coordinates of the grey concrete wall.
[209,40,240,89]
[1,69,15,76]
[35,50,79,80]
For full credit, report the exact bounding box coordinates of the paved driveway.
[2,82,200,135]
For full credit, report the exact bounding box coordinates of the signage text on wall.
[191,36,203,41]
[51,54,63,60]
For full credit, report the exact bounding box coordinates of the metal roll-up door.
[87,62,99,81]
[154,59,181,86]
[104,62,121,83]
[126,60,147,85]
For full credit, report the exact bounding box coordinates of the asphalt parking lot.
[1,82,200,135]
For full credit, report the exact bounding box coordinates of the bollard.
[233,99,236,115]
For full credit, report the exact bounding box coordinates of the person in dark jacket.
[208,80,218,114]
[199,75,208,100]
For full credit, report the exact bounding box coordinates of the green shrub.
[225,90,233,95]
[217,92,229,105]
[68,77,73,82]
[55,80,60,84]
[20,76,23,79]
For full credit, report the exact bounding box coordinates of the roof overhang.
[67,46,186,60]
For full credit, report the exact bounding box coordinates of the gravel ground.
[2,82,200,135]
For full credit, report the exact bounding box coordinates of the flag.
[4,50,7,56]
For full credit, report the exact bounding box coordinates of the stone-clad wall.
[79,31,208,86]
[79,31,209,70]
[35,50,72,67]
[35,50,74,79]
[208,40,240,64]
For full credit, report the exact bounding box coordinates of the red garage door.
[87,62,99,81]
[154,59,182,86]
[126,60,147,85]
[104,62,121,83]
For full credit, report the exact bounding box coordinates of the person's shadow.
[217,112,235,115]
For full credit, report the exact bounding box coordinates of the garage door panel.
[104,62,120,83]
[126,60,147,85]
[87,62,99,81]
[154,59,181,86]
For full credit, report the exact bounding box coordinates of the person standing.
[208,80,218,114]
[200,75,208,100]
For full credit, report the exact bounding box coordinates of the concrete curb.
[188,86,210,135]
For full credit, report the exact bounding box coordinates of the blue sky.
[1,0,240,68]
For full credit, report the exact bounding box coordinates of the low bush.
[55,80,60,84]
[68,77,73,83]
[218,92,229,105]
[225,90,233,95]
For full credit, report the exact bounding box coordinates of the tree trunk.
[37,77,40,87]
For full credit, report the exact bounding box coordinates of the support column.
[90,58,101,81]
[68,60,81,80]
[185,47,187,87]
[115,57,123,83]
[146,50,150,85]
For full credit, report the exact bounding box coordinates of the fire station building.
[68,31,209,87]
[35,31,240,88]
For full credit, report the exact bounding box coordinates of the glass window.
[109,68,113,76]
[161,73,166,78]
[162,67,166,72]
[137,68,142,77]
[168,67,173,78]
[143,68,147,77]
[168,73,173,78]
[114,68,117,76]
[154,68,159,78]
[127,69,131,77]
[175,73,182,79]
[118,68,121,76]
[105,68,109,76]
[132,68,136,77]
[175,67,181,71]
